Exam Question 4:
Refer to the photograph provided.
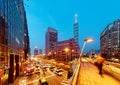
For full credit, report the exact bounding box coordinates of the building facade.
[100,19,120,59]
[56,38,80,62]
[46,27,58,58]
[24,12,30,60]
[39,49,42,54]
[0,0,30,84]
[34,46,38,55]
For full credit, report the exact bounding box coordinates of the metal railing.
[69,59,81,85]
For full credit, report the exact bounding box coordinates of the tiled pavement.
[77,61,120,85]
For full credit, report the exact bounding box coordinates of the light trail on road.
[19,77,27,85]
[21,74,56,84]
[44,74,56,79]
[26,79,39,84]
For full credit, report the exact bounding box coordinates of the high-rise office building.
[39,49,42,54]
[24,12,30,60]
[74,14,79,45]
[0,0,30,84]
[46,27,58,58]
[100,19,120,58]
[34,46,39,55]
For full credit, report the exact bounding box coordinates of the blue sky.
[24,0,120,54]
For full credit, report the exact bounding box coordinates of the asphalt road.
[13,64,68,85]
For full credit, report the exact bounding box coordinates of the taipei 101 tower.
[74,14,79,45]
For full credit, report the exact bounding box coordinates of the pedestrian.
[96,55,105,75]
[99,62,103,74]
[43,71,45,75]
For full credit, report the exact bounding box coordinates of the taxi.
[39,77,48,85]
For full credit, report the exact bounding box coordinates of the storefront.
[0,69,3,85]
[0,55,9,85]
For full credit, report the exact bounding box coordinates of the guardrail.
[69,61,81,85]
[86,58,120,81]
[103,64,120,81]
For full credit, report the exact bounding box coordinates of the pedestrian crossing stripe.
[62,80,68,82]
[61,82,69,85]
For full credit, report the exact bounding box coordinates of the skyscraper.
[100,19,120,58]
[46,27,58,58]
[39,49,42,54]
[74,14,79,45]
[0,0,30,84]
[34,46,39,55]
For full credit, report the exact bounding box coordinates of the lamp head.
[84,38,94,42]
[65,48,69,52]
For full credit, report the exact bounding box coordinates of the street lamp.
[69,38,94,85]
[65,48,69,52]
[80,38,94,58]
[65,48,69,62]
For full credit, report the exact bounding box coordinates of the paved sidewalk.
[77,62,120,85]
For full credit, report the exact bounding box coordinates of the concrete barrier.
[103,64,120,81]
[86,58,120,81]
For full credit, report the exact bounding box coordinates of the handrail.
[69,61,81,85]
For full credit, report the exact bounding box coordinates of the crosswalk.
[19,77,27,85]
[60,77,69,85]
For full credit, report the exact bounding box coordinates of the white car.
[56,72,62,76]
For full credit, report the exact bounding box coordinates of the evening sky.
[24,0,120,54]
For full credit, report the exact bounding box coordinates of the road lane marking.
[19,77,27,85]
[61,82,69,85]
[44,74,56,79]
[62,80,68,83]
[26,79,39,84]
[23,74,56,84]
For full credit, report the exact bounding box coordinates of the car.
[57,67,61,69]
[49,66,55,71]
[39,78,48,85]
[35,68,40,74]
[50,66,55,69]
[56,69,63,72]
[43,65,48,68]
[114,59,119,63]
[56,72,62,76]
[42,67,47,71]
[50,68,54,71]
[24,64,34,75]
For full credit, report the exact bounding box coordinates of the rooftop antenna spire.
[75,14,78,23]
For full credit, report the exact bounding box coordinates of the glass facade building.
[0,0,30,84]
[100,19,120,59]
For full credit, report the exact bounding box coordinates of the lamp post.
[69,38,94,85]
[65,48,69,62]
[79,38,94,60]
[71,50,74,61]
[80,38,93,57]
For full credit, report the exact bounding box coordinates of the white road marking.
[62,80,68,83]
[26,79,39,84]
[19,77,27,85]
[44,74,56,79]
[24,74,56,84]
[61,82,69,85]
